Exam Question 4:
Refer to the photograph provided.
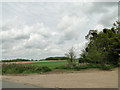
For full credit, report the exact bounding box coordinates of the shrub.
[55,64,74,70]
[41,66,52,72]
[2,64,51,74]
[74,65,88,70]
[56,63,116,71]
[87,63,100,68]
[99,64,115,70]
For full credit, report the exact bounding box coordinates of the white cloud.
[57,15,88,44]
[24,33,49,49]
[94,24,104,32]
[1,2,118,60]
[1,21,54,59]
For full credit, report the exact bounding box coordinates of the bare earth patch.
[2,68,118,88]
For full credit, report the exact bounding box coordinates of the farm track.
[2,68,118,88]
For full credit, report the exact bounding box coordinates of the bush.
[99,64,115,70]
[74,65,88,70]
[87,63,100,68]
[2,64,51,74]
[55,64,74,70]
[56,63,116,71]
[41,66,52,72]
[56,64,90,70]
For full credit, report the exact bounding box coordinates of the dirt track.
[2,80,39,88]
[2,68,118,88]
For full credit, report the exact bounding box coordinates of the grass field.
[3,60,115,75]
[24,60,68,70]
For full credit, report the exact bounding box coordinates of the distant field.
[24,60,67,69]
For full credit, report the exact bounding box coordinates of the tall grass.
[2,63,51,74]
[56,63,116,71]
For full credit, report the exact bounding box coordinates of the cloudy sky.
[1,2,118,60]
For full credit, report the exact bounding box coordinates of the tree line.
[45,57,69,60]
[2,59,31,62]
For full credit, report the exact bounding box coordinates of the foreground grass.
[56,63,117,70]
[2,64,51,75]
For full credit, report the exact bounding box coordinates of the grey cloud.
[1,31,30,44]
[2,40,17,49]
[14,35,30,40]
[58,31,79,44]
[57,15,88,44]
[1,2,118,60]
[98,7,118,27]
[84,2,117,14]
[2,26,11,31]
[24,41,48,49]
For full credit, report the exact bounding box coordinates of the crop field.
[24,60,68,69]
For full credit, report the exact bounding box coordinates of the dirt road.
[2,80,39,88]
[2,68,118,88]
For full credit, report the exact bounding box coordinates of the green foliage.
[78,58,85,63]
[74,65,89,70]
[56,63,115,71]
[65,47,76,65]
[2,59,31,62]
[55,64,73,70]
[2,64,51,74]
[80,21,120,66]
[40,66,52,72]
[99,64,115,70]
[45,57,69,60]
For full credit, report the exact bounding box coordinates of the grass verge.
[2,62,117,75]
[55,63,116,71]
[2,63,51,75]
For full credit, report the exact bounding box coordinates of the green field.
[2,60,116,75]
[24,60,68,69]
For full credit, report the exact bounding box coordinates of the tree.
[80,21,120,66]
[79,49,87,63]
[65,47,76,65]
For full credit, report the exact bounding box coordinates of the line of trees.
[65,21,120,67]
[45,57,69,60]
[2,59,31,62]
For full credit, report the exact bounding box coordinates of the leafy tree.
[65,47,76,65]
[80,21,120,66]
[79,49,87,63]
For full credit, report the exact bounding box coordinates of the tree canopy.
[79,21,120,66]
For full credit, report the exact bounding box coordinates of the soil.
[2,68,118,88]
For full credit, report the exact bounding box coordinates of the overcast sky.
[1,2,118,60]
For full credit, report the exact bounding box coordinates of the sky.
[1,2,118,60]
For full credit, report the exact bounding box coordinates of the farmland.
[24,60,67,69]
[2,60,68,74]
